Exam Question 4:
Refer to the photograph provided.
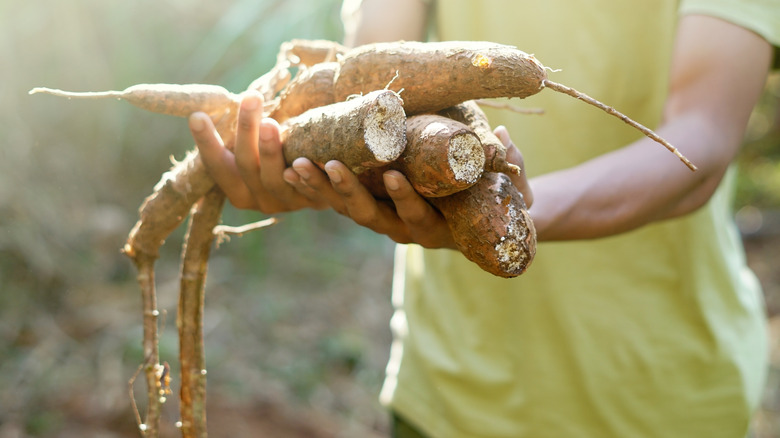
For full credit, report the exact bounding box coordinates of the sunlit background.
[1,1,778,437]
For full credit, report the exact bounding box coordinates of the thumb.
[494,126,533,208]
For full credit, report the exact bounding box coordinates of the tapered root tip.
[542,80,697,172]
[27,87,122,99]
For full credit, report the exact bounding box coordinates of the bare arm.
[529,14,773,240]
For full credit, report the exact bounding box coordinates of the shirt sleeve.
[679,0,780,47]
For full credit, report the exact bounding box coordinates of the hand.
[284,126,531,249]
[187,91,329,213]
[286,157,457,248]
[494,125,533,208]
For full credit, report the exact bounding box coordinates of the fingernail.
[325,166,342,184]
[494,125,508,141]
[283,171,299,184]
[189,113,206,132]
[241,92,261,111]
[259,122,275,142]
[384,173,400,191]
[293,164,310,180]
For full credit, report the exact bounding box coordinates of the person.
[187,0,780,436]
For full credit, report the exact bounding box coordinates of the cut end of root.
[448,133,485,183]
[363,91,407,163]
[541,80,697,172]
[494,199,535,277]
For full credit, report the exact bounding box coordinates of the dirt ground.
[1,230,778,438]
[744,226,780,438]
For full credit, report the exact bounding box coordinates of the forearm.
[529,114,737,241]
[530,15,772,242]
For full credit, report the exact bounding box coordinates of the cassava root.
[29,84,240,120]
[31,37,704,437]
[280,89,407,173]
[358,114,486,198]
[439,100,522,176]
[429,172,536,278]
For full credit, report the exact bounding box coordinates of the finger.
[282,167,330,210]
[257,118,309,202]
[494,125,534,208]
[324,161,411,242]
[233,91,265,194]
[189,112,257,209]
[292,158,348,213]
[383,171,453,248]
[233,92,309,212]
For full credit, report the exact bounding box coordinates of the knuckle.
[235,155,260,173]
[400,209,429,226]
[231,197,257,211]
[256,199,285,214]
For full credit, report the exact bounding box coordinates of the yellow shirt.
[381,1,780,437]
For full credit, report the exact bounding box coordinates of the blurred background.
[0,1,778,437]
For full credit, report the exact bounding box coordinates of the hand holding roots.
[30,38,696,437]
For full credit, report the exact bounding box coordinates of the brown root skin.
[439,101,521,176]
[334,41,548,115]
[428,172,536,278]
[265,39,691,171]
[178,187,225,438]
[123,151,216,261]
[280,89,407,174]
[359,114,485,198]
[131,254,163,436]
[249,66,292,102]
[269,62,339,123]
[29,84,240,119]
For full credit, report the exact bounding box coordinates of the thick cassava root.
[429,172,536,278]
[359,114,486,198]
[30,37,703,437]
[280,89,407,173]
[268,62,339,122]
[334,41,548,114]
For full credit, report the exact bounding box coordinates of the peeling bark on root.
[429,172,536,278]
